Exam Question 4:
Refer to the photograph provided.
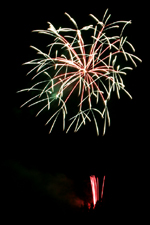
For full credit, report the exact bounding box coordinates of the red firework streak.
[101,175,106,200]
[90,175,105,208]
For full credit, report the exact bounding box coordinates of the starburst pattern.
[18,9,142,135]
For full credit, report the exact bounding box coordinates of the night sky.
[2,1,146,224]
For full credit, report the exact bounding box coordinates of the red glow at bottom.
[90,175,105,208]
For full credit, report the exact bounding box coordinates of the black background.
[2,1,146,224]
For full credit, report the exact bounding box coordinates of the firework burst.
[18,9,142,135]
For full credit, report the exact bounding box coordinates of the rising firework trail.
[90,175,100,208]
[101,175,106,200]
[18,9,142,135]
[90,175,105,208]
[90,175,99,208]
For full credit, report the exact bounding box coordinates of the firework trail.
[18,9,142,135]
[90,175,105,208]
[101,175,105,200]
[90,175,99,208]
